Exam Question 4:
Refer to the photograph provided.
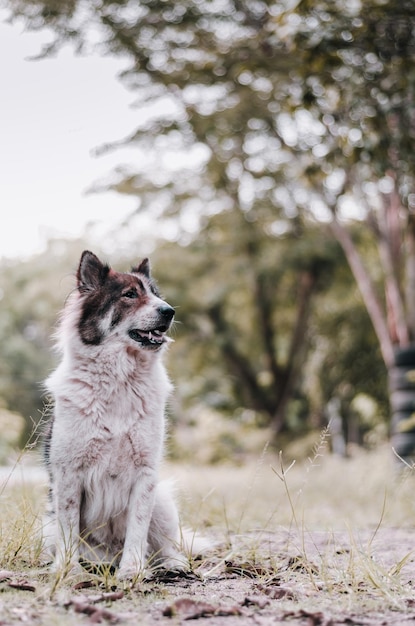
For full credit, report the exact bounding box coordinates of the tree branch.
[271,269,317,432]
[207,302,274,416]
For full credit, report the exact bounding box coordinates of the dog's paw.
[50,559,83,576]
[119,544,151,581]
[117,565,146,582]
[161,554,189,572]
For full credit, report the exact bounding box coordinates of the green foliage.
[152,212,345,427]
[0,231,385,451]
[0,239,89,444]
[151,217,387,441]
[293,0,415,189]
[2,0,404,442]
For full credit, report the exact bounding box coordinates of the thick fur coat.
[43,251,189,577]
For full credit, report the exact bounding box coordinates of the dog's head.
[75,250,175,352]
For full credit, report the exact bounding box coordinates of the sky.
[0,11,143,261]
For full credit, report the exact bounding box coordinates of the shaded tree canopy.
[0,233,386,448]
[4,0,414,366]
[2,0,411,441]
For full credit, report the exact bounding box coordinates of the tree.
[6,0,412,348]
[285,0,415,368]
[153,209,350,433]
[3,0,403,439]
[151,215,388,445]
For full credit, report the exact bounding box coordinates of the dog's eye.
[123,289,138,299]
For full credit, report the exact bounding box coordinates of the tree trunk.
[376,182,409,346]
[207,302,275,416]
[329,217,395,367]
[271,269,317,433]
[405,215,415,341]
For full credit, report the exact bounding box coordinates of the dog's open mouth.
[128,327,169,349]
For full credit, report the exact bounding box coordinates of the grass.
[1,442,415,624]
[173,443,415,532]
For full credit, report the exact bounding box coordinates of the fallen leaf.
[64,591,127,624]
[282,609,333,625]
[87,591,125,604]
[163,598,216,619]
[224,560,271,578]
[216,606,243,617]
[66,591,124,607]
[242,596,270,609]
[149,569,200,583]
[163,597,243,620]
[256,583,297,600]
[287,556,319,575]
[8,580,36,592]
[73,579,97,590]
[71,600,119,624]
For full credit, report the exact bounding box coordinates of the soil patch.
[2,527,415,625]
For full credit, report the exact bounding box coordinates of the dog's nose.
[158,304,175,322]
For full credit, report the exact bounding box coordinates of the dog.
[42,250,198,578]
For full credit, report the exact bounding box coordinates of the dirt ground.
[2,527,415,626]
[4,447,415,625]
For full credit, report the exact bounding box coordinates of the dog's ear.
[131,258,151,278]
[77,251,110,292]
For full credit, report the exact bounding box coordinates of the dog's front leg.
[118,468,157,579]
[52,469,82,574]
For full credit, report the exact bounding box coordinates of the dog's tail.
[180,528,215,559]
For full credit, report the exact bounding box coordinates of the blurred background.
[0,0,414,466]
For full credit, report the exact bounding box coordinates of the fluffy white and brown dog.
[42,250,199,578]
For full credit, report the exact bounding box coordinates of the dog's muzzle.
[128,305,175,350]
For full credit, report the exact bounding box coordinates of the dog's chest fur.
[46,344,171,542]
[48,346,171,473]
